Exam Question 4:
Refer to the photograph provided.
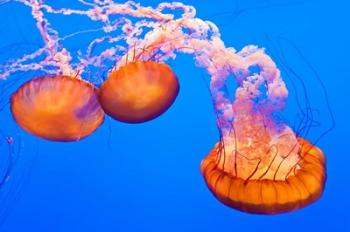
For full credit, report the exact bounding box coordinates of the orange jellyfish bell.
[200,138,326,214]
[11,75,105,141]
[98,61,179,123]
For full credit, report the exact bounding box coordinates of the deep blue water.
[0,0,349,231]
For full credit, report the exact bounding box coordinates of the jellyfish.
[0,0,328,214]
[11,75,105,141]
[197,42,328,214]
[201,138,325,214]
[98,61,179,123]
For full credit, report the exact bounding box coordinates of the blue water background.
[0,0,349,231]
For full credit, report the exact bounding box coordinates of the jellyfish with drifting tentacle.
[199,45,326,214]
[0,0,326,214]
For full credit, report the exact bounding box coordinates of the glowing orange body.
[11,76,104,141]
[200,138,326,214]
[98,61,179,123]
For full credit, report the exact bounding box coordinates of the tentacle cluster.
[0,0,301,180]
